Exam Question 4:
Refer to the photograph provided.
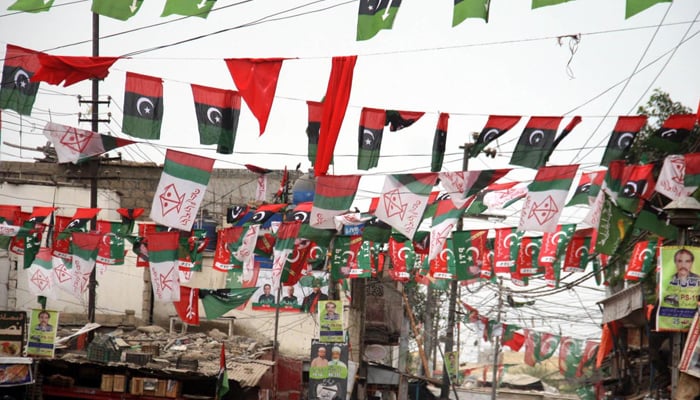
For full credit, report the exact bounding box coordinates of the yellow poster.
[27,309,58,357]
[657,246,700,331]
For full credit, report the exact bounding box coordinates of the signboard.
[0,311,26,357]
[0,358,33,387]
[27,309,59,357]
[319,300,343,343]
[657,246,700,331]
[309,340,348,400]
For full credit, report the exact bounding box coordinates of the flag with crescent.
[616,163,655,213]
[330,235,363,281]
[451,229,487,283]
[388,234,413,282]
[273,221,303,286]
[385,109,424,132]
[122,72,164,140]
[95,220,126,266]
[600,116,647,166]
[357,107,386,171]
[566,170,605,207]
[515,235,541,277]
[0,44,42,115]
[470,115,521,158]
[509,116,563,169]
[213,227,244,271]
[539,223,576,287]
[493,227,519,274]
[624,239,658,281]
[356,0,402,41]
[647,113,697,153]
[558,336,584,378]
[191,84,241,155]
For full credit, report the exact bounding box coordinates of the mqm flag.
[684,153,700,187]
[150,149,215,231]
[478,181,528,212]
[453,0,489,26]
[310,175,362,229]
[509,116,563,169]
[122,72,164,139]
[385,109,424,131]
[617,163,655,213]
[68,232,102,298]
[624,239,658,281]
[388,235,414,282]
[306,100,323,164]
[0,44,42,115]
[469,115,521,158]
[43,122,135,164]
[173,286,200,326]
[200,288,258,320]
[452,229,488,283]
[31,54,118,87]
[532,0,572,7]
[272,221,302,286]
[358,107,386,170]
[91,0,143,20]
[224,58,285,135]
[566,170,605,206]
[596,196,634,255]
[356,0,402,41]
[191,84,241,155]
[502,324,525,351]
[558,336,584,378]
[148,231,181,302]
[374,173,438,240]
[634,201,677,240]
[8,0,54,12]
[519,164,578,233]
[657,154,697,200]
[431,112,449,172]
[162,0,216,18]
[626,0,672,18]
[216,343,229,400]
[95,220,125,266]
[493,227,519,274]
[647,114,697,152]
[428,200,464,263]
[26,247,57,299]
[439,169,511,208]
[600,115,647,166]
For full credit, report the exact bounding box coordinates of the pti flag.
[453,0,489,26]
[388,235,414,282]
[8,0,53,12]
[566,170,605,206]
[358,107,386,170]
[600,115,647,166]
[92,0,143,20]
[357,0,402,41]
[148,231,181,302]
[518,164,578,233]
[509,116,563,169]
[558,336,584,378]
[374,173,438,240]
[69,232,102,299]
[431,113,449,172]
[452,229,488,283]
[162,0,216,18]
[150,149,215,231]
[469,115,521,158]
[647,114,697,152]
[122,72,164,139]
[539,223,575,287]
[502,324,525,351]
[306,100,323,164]
[657,154,697,200]
[493,227,519,274]
[0,44,42,115]
[95,220,126,266]
[624,239,658,281]
[26,247,57,299]
[191,84,241,155]
[562,229,593,272]
[43,122,135,164]
[385,109,424,131]
[310,175,362,229]
[524,329,560,366]
[224,58,285,135]
[272,221,302,285]
[626,0,672,18]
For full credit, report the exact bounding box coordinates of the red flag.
[31,54,119,87]
[388,236,412,282]
[624,239,658,281]
[315,55,358,176]
[173,286,200,326]
[493,227,518,274]
[224,58,285,135]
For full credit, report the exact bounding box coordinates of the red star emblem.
[30,270,51,291]
[60,126,93,153]
[159,183,184,216]
[383,188,407,219]
[527,195,559,225]
[159,267,175,291]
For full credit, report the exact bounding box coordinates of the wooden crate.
[165,379,181,398]
[113,374,126,393]
[130,377,144,396]
[142,378,159,396]
[100,374,113,392]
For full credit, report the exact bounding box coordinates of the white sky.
[1,0,698,342]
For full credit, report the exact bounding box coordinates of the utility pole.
[491,277,504,400]
[86,11,100,327]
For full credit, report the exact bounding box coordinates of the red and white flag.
[656,154,697,200]
[374,173,438,239]
[519,165,578,232]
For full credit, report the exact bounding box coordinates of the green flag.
[162,0,217,18]
[8,0,53,12]
[558,336,583,378]
[0,44,41,116]
[122,72,164,140]
[200,287,258,320]
[357,0,402,41]
[532,0,573,8]
[216,343,229,400]
[92,0,143,21]
[625,0,671,19]
[596,196,633,255]
[453,0,489,26]
[191,84,241,155]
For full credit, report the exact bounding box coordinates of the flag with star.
[600,115,647,166]
[647,114,697,153]
[657,154,697,200]
[356,0,402,41]
[374,173,438,240]
[453,0,489,26]
[684,152,700,187]
[385,109,424,131]
[493,227,519,274]
[122,72,164,139]
[358,107,386,170]
[566,170,605,206]
[306,100,323,164]
[624,239,658,281]
[26,247,57,299]
[8,0,54,12]
[519,164,578,233]
[626,0,672,18]
[43,122,135,164]
[310,175,362,229]
[562,228,593,272]
[509,116,564,169]
[469,115,521,157]
[532,0,572,8]
[92,0,143,20]
[0,44,42,115]
[150,149,215,231]
[147,230,181,302]
[67,232,102,299]
[431,112,449,172]
[162,0,216,18]
[388,234,414,282]
[451,229,488,283]
[558,336,584,378]
[191,84,241,155]
[617,163,655,213]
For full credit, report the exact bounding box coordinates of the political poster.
[319,300,344,343]
[309,339,348,400]
[0,311,25,357]
[657,246,700,331]
[27,309,59,357]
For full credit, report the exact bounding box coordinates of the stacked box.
[130,377,144,395]
[100,374,113,392]
[165,379,181,398]
[113,375,126,393]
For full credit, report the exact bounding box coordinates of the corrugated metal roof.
[227,359,273,388]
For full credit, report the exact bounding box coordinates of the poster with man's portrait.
[657,246,700,331]
[309,339,348,400]
[27,309,58,357]
[319,300,343,343]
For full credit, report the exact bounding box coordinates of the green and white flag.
[162,0,217,18]
[26,247,57,299]
[374,173,438,240]
[518,165,578,233]
[8,0,54,13]
[148,231,181,302]
[356,0,402,41]
[68,232,102,299]
[92,0,143,21]
[150,149,215,231]
[310,175,362,229]
[201,287,258,320]
[453,0,489,26]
